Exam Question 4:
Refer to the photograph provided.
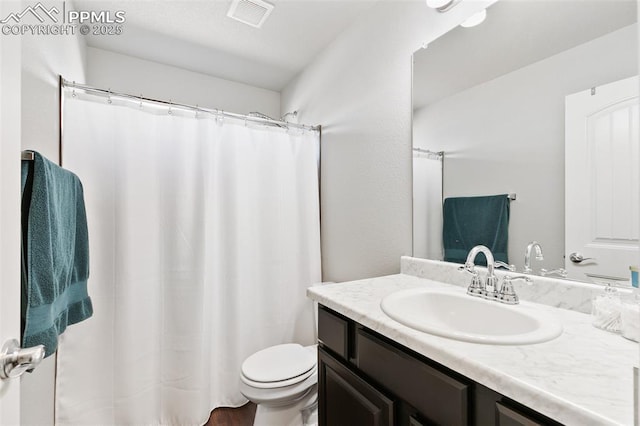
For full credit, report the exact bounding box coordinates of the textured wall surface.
[282,0,493,282]
[86,47,281,118]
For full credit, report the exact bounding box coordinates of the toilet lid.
[241,364,316,389]
[242,343,316,383]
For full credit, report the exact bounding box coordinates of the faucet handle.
[494,261,516,272]
[458,263,475,274]
[459,265,484,297]
[497,275,532,305]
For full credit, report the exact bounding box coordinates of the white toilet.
[239,283,331,426]
[239,343,319,426]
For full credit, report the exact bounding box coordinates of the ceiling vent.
[227,0,274,29]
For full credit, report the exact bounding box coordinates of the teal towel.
[21,152,92,358]
[443,194,510,266]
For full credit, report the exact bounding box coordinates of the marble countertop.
[308,274,638,426]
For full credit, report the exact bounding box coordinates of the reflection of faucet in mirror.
[540,268,568,279]
[524,241,544,274]
[495,261,516,272]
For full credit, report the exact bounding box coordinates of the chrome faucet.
[459,245,532,304]
[458,245,498,298]
[524,241,544,273]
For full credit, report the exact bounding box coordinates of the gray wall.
[86,47,281,118]
[282,0,494,282]
[413,24,637,270]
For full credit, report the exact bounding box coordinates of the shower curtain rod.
[413,147,444,159]
[60,78,320,132]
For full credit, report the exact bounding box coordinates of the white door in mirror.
[565,76,639,283]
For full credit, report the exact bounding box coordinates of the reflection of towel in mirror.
[21,152,92,358]
[443,194,510,266]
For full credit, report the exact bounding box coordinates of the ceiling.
[74,0,380,91]
[413,0,638,110]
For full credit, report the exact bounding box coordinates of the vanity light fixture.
[460,8,487,28]
[426,0,462,13]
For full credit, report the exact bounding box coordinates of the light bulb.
[460,9,487,28]
[426,0,452,9]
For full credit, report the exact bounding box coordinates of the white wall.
[0,6,23,424]
[22,31,87,159]
[412,155,443,259]
[20,30,88,426]
[413,24,637,271]
[87,47,281,118]
[637,3,640,405]
[281,0,494,282]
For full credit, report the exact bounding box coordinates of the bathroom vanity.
[309,257,638,426]
[318,306,561,425]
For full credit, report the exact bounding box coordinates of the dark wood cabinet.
[317,305,562,426]
[319,347,394,426]
[318,305,350,360]
[496,402,548,426]
[356,327,469,426]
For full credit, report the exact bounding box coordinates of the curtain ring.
[168,100,172,115]
[139,95,143,109]
[107,89,112,104]
[72,81,76,98]
[195,105,199,118]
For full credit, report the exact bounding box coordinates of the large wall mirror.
[412,0,638,284]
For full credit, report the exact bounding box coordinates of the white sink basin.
[380,287,563,345]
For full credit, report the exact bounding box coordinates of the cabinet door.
[356,328,469,426]
[496,402,545,426]
[318,347,394,426]
[318,306,350,360]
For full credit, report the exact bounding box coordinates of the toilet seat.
[241,343,316,389]
[242,364,316,389]
[239,370,318,407]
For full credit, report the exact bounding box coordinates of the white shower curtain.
[55,94,321,425]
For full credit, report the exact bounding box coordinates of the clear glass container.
[592,285,622,333]
[620,292,640,342]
